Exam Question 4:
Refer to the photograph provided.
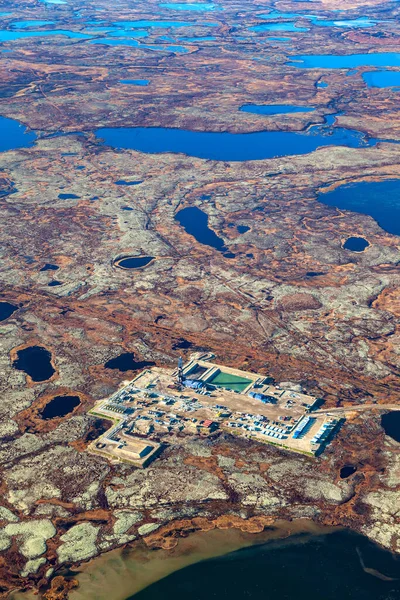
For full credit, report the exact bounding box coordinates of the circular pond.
[12,345,55,382]
[343,237,370,252]
[41,395,80,419]
[114,256,154,270]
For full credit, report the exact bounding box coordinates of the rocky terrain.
[0,0,399,596]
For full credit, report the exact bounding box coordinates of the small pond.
[58,193,80,200]
[104,352,154,371]
[381,411,400,442]
[0,301,18,321]
[114,256,154,269]
[340,465,357,479]
[343,237,369,252]
[175,206,234,257]
[13,345,55,382]
[41,395,80,419]
[119,79,150,85]
[115,179,143,185]
[40,263,59,271]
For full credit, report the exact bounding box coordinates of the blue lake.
[120,79,150,85]
[0,116,36,152]
[90,38,189,52]
[175,206,234,257]
[95,118,378,161]
[250,22,309,32]
[258,12,377,28]
[319,179,400,236]
[11,20,55,28]
[109,19,218,28]
[0,29,92,41]
[363,70,400,88]
[267,36,291,41]
[240,104,314,115]
[159,3,216,10]
[288,53,400,69]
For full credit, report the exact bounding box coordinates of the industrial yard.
[88,354,341,466]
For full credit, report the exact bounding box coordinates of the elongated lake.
[95,118,379,161]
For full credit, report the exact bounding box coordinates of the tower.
[177,356,184,385]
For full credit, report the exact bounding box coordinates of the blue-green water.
[363,70,400,88]
[0,116,36,152]
[120,79,150,85]
[240,104,315,115]
[319,179,400,236]
[130,530,400,600]
[250,22,309,32]
[90,38,189,52]
[258,12,377,28]
[159,3,216,10]
[288,53,400,69]
[0,29,92,41]
[95,118,378,161]
[108,19,218,28]
[11,20,55,28]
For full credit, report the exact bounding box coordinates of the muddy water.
[69,521,338,599]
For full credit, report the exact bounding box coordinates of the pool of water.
[41,395,80,419]
[115,256,154,269]
[115,179,143,185]
[109,19,218,28]
[340,465,357,479]
[381,412,400,442]
[58,193,80,199]
[39,0,66,4]
[90,38,189,52]
[0,116,36,152]
[104,352,154,371]
[267,36,291,41]
[0,29,93,41]
[363,70,400,88]
[40,263,59,271]
[11,20,55,28]
[12,346,55,382]
[131,529,400,600]
[0,301,18,321]
[159,3,216,10]
[175,206,230,253]
[240,104,314,115]
[207,370,252,392]
[95,118,378,162]
[343,236,369,252]
[258,12,378,29]
[250,22,309,32]
[318,179,400,236]
[120,79,150,85]
[288,53,400,69]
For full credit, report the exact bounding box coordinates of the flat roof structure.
[87,353,340,466]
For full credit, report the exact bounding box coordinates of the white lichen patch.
[113,510,143,535]
[3,520,56,559]
[57,522,99,564]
